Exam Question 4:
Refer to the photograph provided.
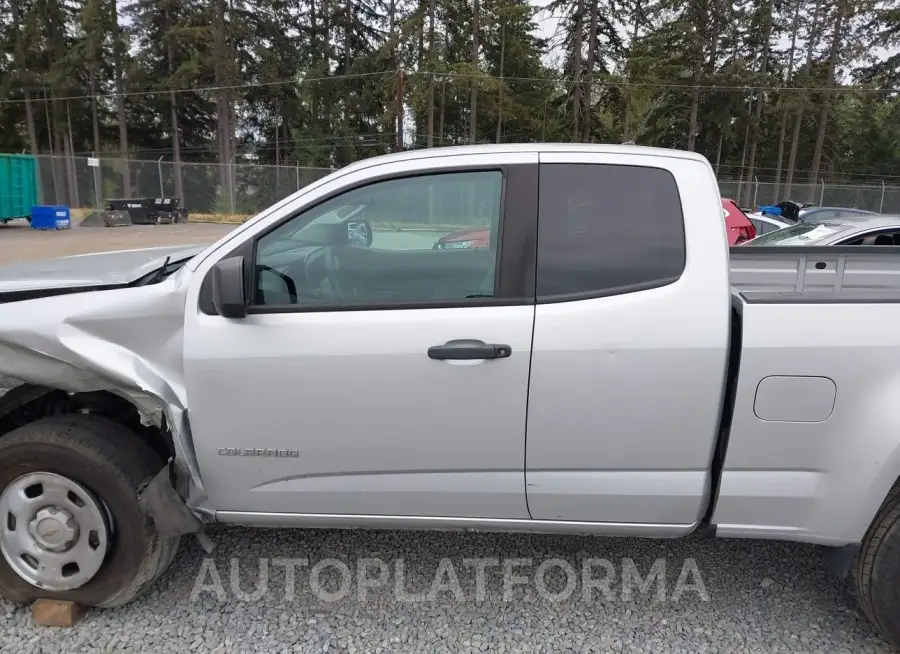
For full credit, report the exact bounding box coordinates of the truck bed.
[715,250,900,546]
[729,246,900,299]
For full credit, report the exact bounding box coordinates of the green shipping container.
[0,153,40,223]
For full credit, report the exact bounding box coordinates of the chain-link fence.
[715,179,900,213]
[32,154,900,219]
[33,155,332,217]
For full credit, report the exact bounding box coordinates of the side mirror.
[347,219,373,247]
[211,256,247,318]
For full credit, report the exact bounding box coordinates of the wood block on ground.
[31,599,88,627]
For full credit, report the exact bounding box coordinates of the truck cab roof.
[340,142,711,173]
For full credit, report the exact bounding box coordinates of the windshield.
[746,222,849,246]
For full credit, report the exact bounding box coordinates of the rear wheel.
[851,483,900,649]
[0,415,179,607]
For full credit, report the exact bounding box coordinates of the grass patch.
[188,213,251,224]
[67,208,250,224]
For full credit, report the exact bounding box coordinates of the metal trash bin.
[0,154,39,224]
[30,205,71,230]
[106,198,186,224]
[106,198,154,224]
[103,210,132,227]
[152,198,186,223]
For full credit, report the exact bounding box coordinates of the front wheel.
[851,483,900,649]
[0,415,179,607]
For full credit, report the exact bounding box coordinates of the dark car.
[432,227,492,250]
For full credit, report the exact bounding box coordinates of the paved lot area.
[0,219,895,653]
[0,527,893,653]
[0,220,236,265]
[0,220,451,266]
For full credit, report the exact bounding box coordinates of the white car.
[746,212,793,238]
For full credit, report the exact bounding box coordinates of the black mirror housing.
[212,256,248,318]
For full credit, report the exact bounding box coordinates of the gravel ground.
[0,526,894,653]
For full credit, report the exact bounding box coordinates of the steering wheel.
[256,264,297,304]
[323,247,348,299]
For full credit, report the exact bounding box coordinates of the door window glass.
[254,171,503,307]
[536,164,686,299]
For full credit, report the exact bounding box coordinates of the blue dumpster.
[30,205,71,230]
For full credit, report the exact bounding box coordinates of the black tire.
[0,414,180,607]
[851,482,900,649]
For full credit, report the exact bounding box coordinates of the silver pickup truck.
[2,144,900,645]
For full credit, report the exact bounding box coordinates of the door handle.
[427,339,512,361]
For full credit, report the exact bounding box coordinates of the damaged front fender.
[0,266,210,516]
[140,461,214,550]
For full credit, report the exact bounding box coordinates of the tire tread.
[0,414,180,607]
[852,481,900,644]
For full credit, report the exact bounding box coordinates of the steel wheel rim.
[0,472,111,591]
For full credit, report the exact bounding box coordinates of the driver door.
[182,154,538,521]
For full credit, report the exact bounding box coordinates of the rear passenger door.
[525,153,730,531]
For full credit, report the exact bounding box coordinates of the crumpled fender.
[0,267,210,515]
[141,461,214,548]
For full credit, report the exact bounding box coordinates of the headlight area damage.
[0,269,214,552]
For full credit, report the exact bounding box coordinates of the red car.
[432,227,492,250]
[433,198,755,249]
[721,198,756,245]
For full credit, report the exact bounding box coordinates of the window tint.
[536,164,686,298]
[253,171,503,307]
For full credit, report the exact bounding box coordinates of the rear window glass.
[536,164,686,298]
